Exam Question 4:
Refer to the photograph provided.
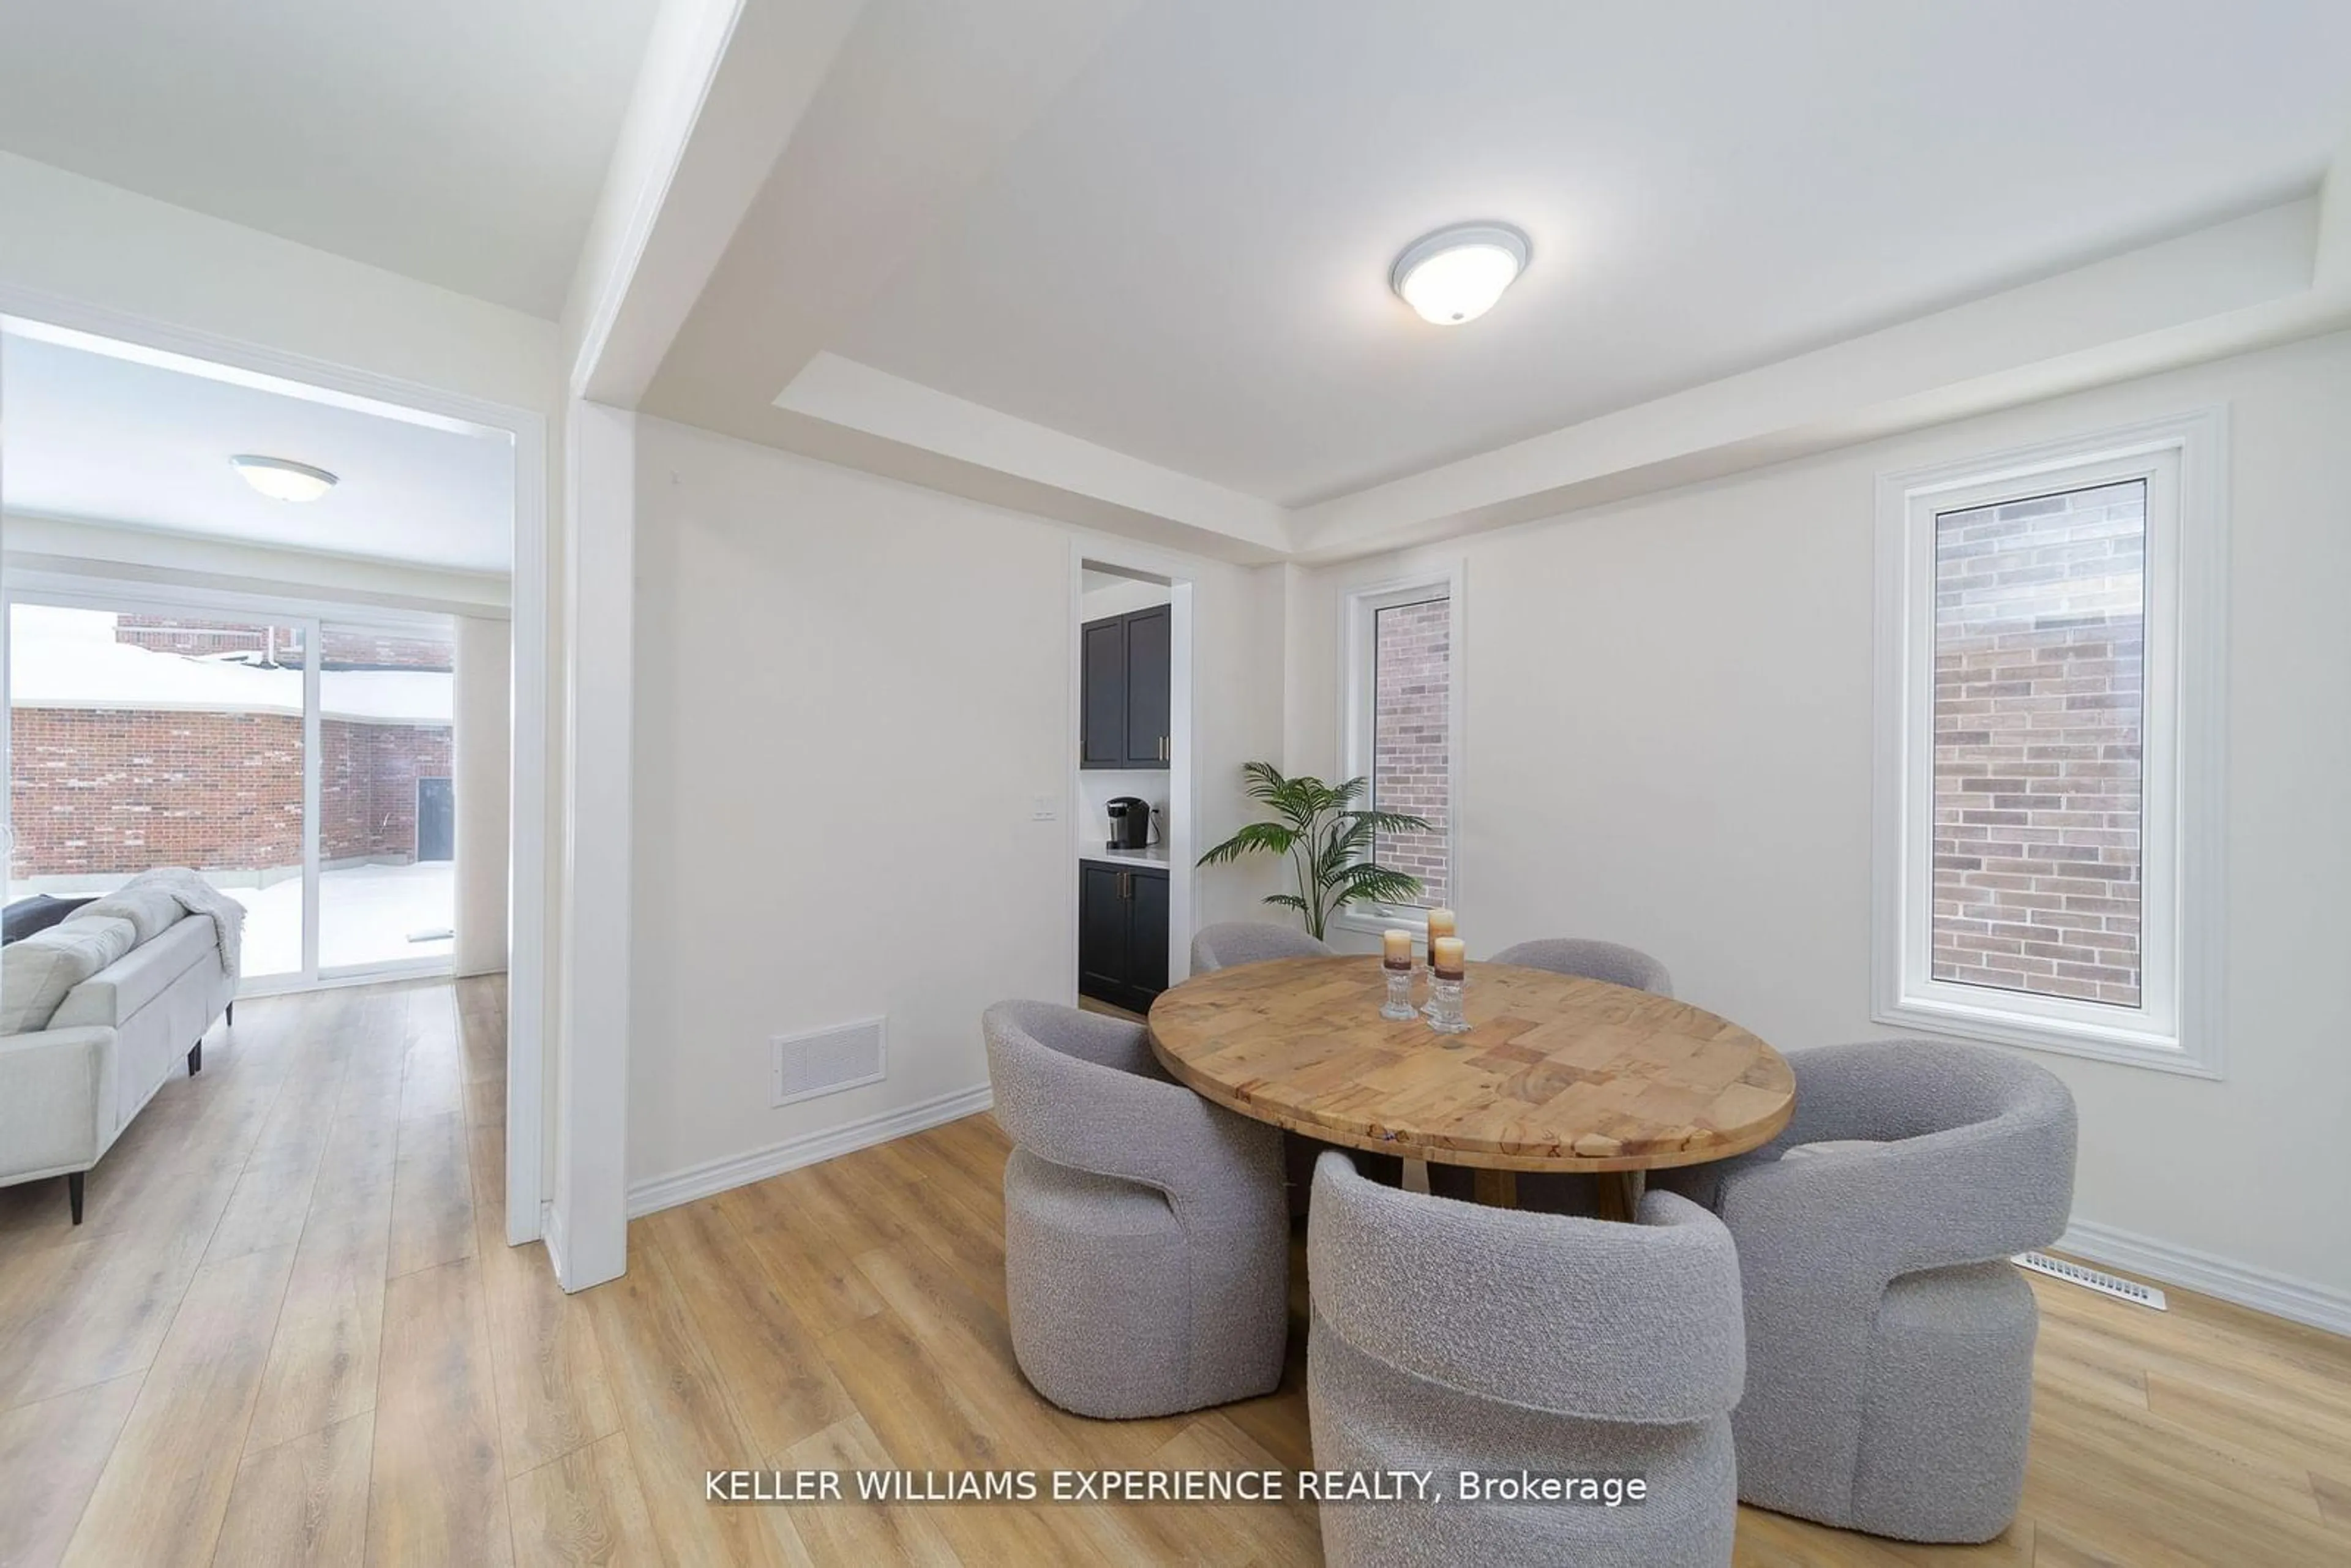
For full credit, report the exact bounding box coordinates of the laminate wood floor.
[4,979,2345,1566]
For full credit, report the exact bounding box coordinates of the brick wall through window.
[10,708,451,880]
[1931,481,2143,1007]
[1372,596,1450,909]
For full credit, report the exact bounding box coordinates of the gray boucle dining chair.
[1307,1151,1745,1567]
[1189,920,1333,973]
[982,1000,1289,1419]
[1659,1038,2077,1544]
[1491,937,1674,996]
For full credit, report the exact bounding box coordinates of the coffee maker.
[1105,797,1152,850]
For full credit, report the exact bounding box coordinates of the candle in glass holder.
[1379,929,1418,1019]
[1431,936,1465,979]
[1425,908,1457,945]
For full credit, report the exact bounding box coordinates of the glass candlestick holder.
[1379,961,1417,1021]
[1427,967,1471,1036]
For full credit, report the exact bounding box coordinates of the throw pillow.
[0,916,138,1035]
[2,893,98,945]
[64,886,185,947]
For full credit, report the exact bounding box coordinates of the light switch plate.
[1031,795,1059,821]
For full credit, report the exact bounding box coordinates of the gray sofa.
[983,999,1289,1419]
[0,883,238,1221]
[1307,1150,1746,1567]
[1660,1038,2077,1542]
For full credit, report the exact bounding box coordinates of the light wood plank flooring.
[3,980,2346,1565]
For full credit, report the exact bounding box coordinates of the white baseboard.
[541,1199,568,1286]
[2057,1217,2351,1337]
[626,1084,996,1220]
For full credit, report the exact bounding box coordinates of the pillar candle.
[1425,908,1457,946]
[1382,928,1412,969]
[1431,936,1465,979]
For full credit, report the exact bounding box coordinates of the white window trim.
[1872,410,2227,1079]
[1335,563,1464,939]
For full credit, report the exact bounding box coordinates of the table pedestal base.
[1470,1168,1517,1207]
[1594,1169,1645,1223]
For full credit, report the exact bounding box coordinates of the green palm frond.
[1196,820,1301,866]
[1198,762,1436,939]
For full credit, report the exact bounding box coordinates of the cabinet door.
[1123,605,1172,768]
[1078,863,1130,1004]
[1080,617,1128,769]
[1126,869,1170,1008]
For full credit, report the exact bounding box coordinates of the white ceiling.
[0,0,659,317]
[836,0,2351,505]
[2,332,515,574]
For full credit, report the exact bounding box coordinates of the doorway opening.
[1070,553,1195,1018]
[0,306,550,1245]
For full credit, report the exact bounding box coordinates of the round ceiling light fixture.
[1390,222,1531,326]
[229,455,339,503]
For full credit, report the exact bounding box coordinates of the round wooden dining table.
[1147,954,1796,1218]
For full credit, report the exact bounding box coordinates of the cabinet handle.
[1120,871,1131,899]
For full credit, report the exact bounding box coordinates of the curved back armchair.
[1662,1038,2076,1542]
[1491,937,1673,996]
[983,1000,1288,1418]
[1189,921,1332,974]
[1307,1151,1744,1567]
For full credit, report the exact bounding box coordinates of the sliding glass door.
[6,590,456,990]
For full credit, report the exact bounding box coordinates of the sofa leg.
[227,1001,235,1027]
[69,1172,84,1225]
[189,1041,202,1075]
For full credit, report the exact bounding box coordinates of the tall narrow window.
[1341,572,1460,932]
[1875,414,2224,1075]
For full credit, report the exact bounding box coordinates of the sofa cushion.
[1,917,137,1035]
[65,886,186,947]
[2,893,98,945]
[48,915,216,1033]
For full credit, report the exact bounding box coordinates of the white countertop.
[1081,844,1169,871]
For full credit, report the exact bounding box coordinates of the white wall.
[628,417,1281,1194]
[1283,329,2351,1305]
[2,514,511,616]
[455,615,512,977]
[0,154,557,412]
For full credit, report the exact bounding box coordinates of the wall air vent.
[771,1018,886,1108]
[2013,1251,2167,1310]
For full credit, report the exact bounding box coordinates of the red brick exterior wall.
[320,719,454,863]
[1932,480,2143,1006]
[10,708,450,880]
[1372,596,1451,909]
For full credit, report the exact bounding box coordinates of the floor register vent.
[2012,1251,2167,1310]
[771,1018,887,1108]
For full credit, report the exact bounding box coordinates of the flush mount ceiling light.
[1390,223,1531,326]
[229,454,338,503]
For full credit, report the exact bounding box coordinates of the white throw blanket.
[119,868,246,979]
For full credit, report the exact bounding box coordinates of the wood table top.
[1147,955,1795,1173]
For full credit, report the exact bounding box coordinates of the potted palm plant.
[1197,762,1434,940]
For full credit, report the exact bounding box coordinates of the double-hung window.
[1873,412,2225,1076]
[1338,568,1461,935]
